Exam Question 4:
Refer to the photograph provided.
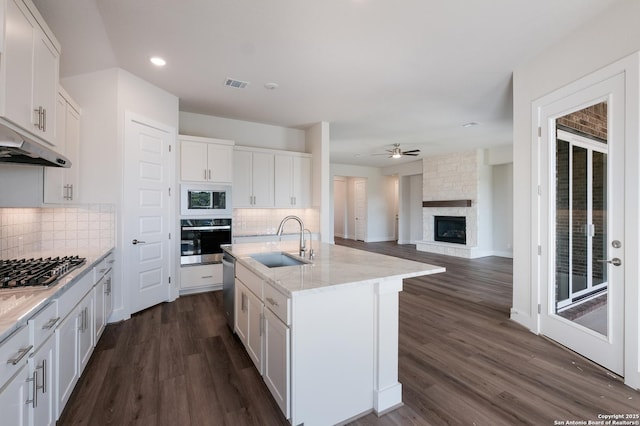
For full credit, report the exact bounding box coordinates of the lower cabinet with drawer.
[180,263,223,292]
[234,262,291,419]
[0,325,31,426]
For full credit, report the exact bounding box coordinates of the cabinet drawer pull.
[26,370,38,408]
[42,317,60,330]
[7,345,33,365]
[201,275,213,279]
[266,297,279,307]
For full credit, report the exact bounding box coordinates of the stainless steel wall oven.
[180,218,232,265]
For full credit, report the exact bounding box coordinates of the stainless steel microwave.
[180,184,232,216]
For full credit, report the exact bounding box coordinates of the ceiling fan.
[374,143,421,159]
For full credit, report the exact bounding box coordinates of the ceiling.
[33,0,622,167]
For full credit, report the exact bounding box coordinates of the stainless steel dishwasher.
[222,250,236,329]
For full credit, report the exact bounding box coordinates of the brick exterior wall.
[557,102,607,141]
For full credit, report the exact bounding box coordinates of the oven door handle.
[182,226,231,231]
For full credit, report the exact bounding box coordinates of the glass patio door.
[538,73,624,376]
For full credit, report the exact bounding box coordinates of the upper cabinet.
[0,0,60,146]
[180,135,234,183]
[233,147,312,209]
[233,149,274,208]
[274,154,312,208]
[44,88,81,204]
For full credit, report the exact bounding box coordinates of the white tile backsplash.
[233,208,320,237]
[0,204,115,259]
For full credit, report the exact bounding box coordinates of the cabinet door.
[77,295,94,372]
[55,308,80,416]
[32,27,59,144]
[30,335,56,426]
[234,281,249,345]
[94,280,106,342]
[104,274,113,321]
[43,94,67,203]
[251,152,274,208]
[181,140,208,182]
[246,288,264,373]
[207,144,232,182]
[233,150,254,207]
[292,156,311,208]
[274,155,293,207]
[264,308,290,418]
[63,104,80,200]
[0,365,29,426]
[2,0,36,132]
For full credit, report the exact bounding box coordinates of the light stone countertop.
[223,240,446,296]
[0,247,114,343]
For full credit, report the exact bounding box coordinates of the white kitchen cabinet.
[0,325,31,426]
[234,279,264,373]
[44,89,81,204]
[0,364,29,426]
[1,0,60,145]
[29,334,56,426]
[93,252,112,342]
[180,136,234,183]
[55,283,93,417]
[233,149,274,207]
[263,307,290,418]
[180,263,222,291]
[274,154,312,208]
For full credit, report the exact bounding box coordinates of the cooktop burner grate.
[0,256,86,289]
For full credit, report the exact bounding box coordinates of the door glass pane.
[572,145,588,294]
[554,101,608,336]
[592,151,607,287]
[556,140,570,304]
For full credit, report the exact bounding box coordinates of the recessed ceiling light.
[264,82,279,90]
[150,57,166,67]
[462,121,480,128]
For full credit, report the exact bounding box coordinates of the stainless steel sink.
[249,252,311,268]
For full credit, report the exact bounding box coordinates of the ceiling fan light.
[392,152,402,159]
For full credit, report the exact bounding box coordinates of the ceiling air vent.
[224,78,249,89]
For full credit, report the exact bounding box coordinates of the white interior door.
[123,113,174,315]
[538,73,624,375]
[354,179,367,241]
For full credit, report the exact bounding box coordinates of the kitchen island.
[224,240,445,426]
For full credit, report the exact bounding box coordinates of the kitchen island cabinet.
[224,241,445,426]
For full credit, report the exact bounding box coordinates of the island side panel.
[373,278,403,414]
[291,284,375,426]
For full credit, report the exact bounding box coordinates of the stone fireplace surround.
[415,150,494,259]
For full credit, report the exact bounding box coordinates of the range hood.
[0,121,70,168]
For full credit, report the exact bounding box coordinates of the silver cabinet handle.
[40,359,46,393]
[208,169,212,180]
[42,317,60,330]
[7,345,33,365]
[42,108,47,132]
[132,239,146,245]
[266,297,279,307]
[597,258,622,266]
[204,169,208,180]
[26,370,38,408]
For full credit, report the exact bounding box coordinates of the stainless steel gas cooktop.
[0,256,86,289]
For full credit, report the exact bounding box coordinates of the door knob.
[597,258,622,266]
[132,239,146,245]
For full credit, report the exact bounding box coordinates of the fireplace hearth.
[434,216,466,245]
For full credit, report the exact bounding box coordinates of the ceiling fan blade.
[402,149,421,154]
[404,153,420,156]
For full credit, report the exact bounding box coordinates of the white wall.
[492,163,513,257]
[331,164,396,243]
[334,177,347,238]
[512,0,640,389]
[179,111,306,152]
[62,68,179,323]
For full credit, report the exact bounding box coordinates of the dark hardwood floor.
[58,240,639,425]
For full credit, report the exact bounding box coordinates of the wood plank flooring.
[58,240,639,425]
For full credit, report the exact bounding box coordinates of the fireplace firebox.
[434,216,466,245]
